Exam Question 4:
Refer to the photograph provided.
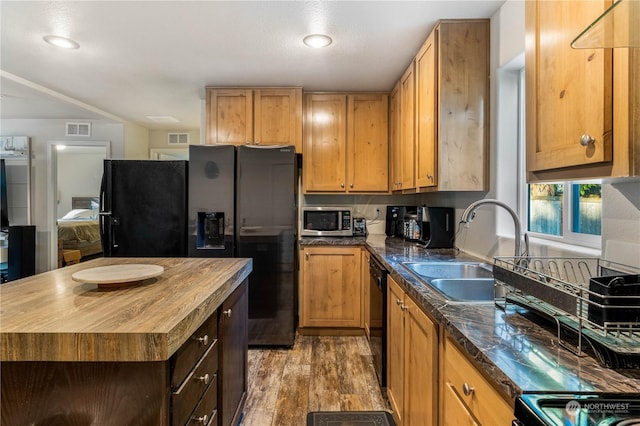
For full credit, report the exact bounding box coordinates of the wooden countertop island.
[1,257,252,425]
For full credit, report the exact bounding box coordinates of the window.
[517,70,601,249]
[527,182,601,246]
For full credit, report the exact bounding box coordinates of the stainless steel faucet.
[460,198,529,258]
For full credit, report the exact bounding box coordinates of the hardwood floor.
[243,334,390,425]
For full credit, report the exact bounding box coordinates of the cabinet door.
[399,62,416,191]
[404,296,438,426]
[303,94,348,192]
[389,83,402,191]
[362,249,371,339]
[387,277,405,425]
[415,30,437,189]
[218,281,248,426]
[254,88,302,151]
[526,0,613,172]
[206,89,253,146]
[300,247,361,327]
[347,94,389,192]
[438,20,489,191]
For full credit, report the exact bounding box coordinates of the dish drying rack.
[493,256,640,368]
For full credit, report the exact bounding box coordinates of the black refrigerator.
[99,160,188,257]
[189,145,297,347]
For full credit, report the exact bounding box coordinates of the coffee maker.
[385,206,416,237]
[419,206,455,248]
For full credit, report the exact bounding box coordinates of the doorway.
[48,141,110,270]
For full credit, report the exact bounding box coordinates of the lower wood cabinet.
[299,246,362,329]
[0,280,248,426]
[387,276,512,426]
[387,276,438,426]
[440,333,513,425]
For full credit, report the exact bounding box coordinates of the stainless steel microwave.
[301,207,353,236]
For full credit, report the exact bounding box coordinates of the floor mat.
[306,411,395,426]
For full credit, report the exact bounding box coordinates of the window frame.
[516,69,602,251]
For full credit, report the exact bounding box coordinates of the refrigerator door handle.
[99,167,109,254]
[110,217,119,248]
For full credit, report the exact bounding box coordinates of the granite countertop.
[0,257,252,362]
[300,234,640,400]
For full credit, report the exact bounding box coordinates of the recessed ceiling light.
[303,34,332,48]
[43,35,80,49]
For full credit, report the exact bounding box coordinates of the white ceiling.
[0,1,505,131]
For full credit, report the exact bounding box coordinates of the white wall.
[0,119,125,272]
[124,122,150,160]
[602,181,640,266]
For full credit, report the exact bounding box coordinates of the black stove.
[514,393,640,426]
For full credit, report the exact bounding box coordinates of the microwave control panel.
[341,211,351,230]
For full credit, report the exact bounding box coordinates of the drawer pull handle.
[192,414,208,424]
[194,334,209,346]
[462,383,475,396]
[196,373,210,385]
[396,298,402,306]
[224,308,232,317]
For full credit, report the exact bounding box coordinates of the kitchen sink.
[427,278,496,303]
[400,261,498,303]
[401,261,493,279]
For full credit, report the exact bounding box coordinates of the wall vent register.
[66,122,91,137]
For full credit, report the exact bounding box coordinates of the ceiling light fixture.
[43,35,80,49]
[303,34,332,48]
[146,115,180,123]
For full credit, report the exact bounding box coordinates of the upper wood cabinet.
[303,93,389,193]
[206,88,302,152]
[389,82,402,192]
[399,63,417,192]
[393,19,490,193]
[415,30,437,189]
[525,1,639,181]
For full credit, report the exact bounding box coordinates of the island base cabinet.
[218,281,248,426]
[0,361,170,425]
[0,279,249,426]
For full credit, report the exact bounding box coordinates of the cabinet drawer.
[172,341,218,426]
[442,337,512,425]
[187,373,218,425]
[171,313,218,387]
[441,382,479,426]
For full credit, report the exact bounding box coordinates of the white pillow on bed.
[61,209,95,220]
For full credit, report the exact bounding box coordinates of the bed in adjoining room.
[57,196,103,262]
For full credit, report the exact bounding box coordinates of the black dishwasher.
[368,255,388,388]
